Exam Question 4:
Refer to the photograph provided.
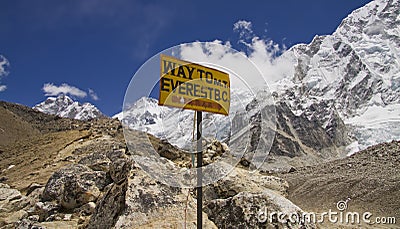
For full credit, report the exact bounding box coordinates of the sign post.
[158,55,230,228]
[196,110,202,229]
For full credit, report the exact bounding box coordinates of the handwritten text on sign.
[158,55,230,115]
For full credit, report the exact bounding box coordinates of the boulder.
[87,155,131,229]
[89,158,217,229]
[113,167,217,229]
[204,190,316,229]
[78,149,130,184]
[41,164,108,209]
[87,180,127,229]
[60,173,100,210]
[204,166,289,201]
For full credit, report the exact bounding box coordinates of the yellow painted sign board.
[159,54,230,115]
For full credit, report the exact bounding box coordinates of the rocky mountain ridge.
[274,0,400,151]
[0,100,398,228]
[33,94,104,121]
[0,101,316,228]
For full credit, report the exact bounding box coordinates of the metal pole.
[196,111,203,229]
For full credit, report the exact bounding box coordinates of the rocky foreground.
[0,101,399,228]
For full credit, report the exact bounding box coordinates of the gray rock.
[78,153,111,172]
[154,139,182,161]
[60,173,100,210]
[0,183,30,213]
[204,190,316,229]
[25,183,43,197]
[12,218,45,229]
[204,166,289,201]
[87,157,129,229]
[79,149,128,180]
[33,201,59,222]
[107,151,132,184]
[89,154,217,229]
[112,166,217,229]
[27,215,39,222]
[78,201,96,216]
[41,164,109,209]
[0,210,28,227]
[26,187,44,208]
[203,140,230,166]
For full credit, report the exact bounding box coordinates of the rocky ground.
[277,140,400,228]
[0,101,399,228]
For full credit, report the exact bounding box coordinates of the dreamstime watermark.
[257,199,396,226]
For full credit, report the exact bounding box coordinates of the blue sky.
[0,0,372,116]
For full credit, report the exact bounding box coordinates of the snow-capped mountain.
[34,94,104,120]
[116,88,256,150]
[118,0,400,161]
[273,0,400,152]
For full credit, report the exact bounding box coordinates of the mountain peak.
[33,94,105,120]
[273,0,400,151]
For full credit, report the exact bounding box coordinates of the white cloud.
[42,83,87,98]
[0,55,9,77]
[180,40,263,90]
[179,27,294,91]
[233,20,254,41]
[42,83,100,101]
[246,37,294,83]
[233,20,294,84]
[0,55,10,92]
[89,88,99,101]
